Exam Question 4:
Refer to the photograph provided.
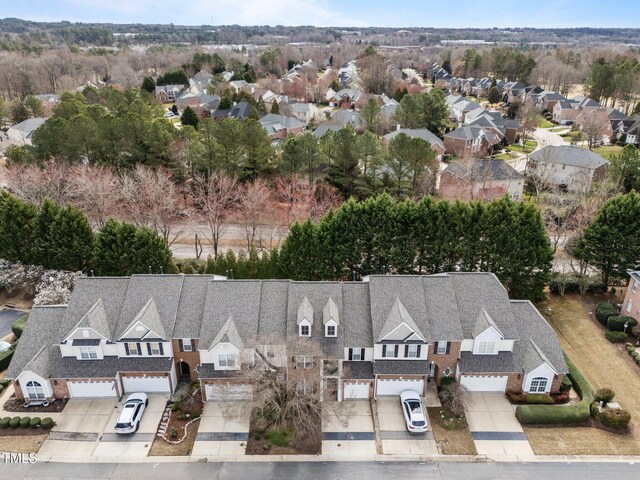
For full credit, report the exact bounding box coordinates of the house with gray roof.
[259,113,305,141]
[8,273,567,403]
[383,128,445,159]
[6,117,47,146]
[444,125,499,158]
[527,145,608,192]
[439,159,524,201]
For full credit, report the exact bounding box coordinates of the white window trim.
[383,345,397,358]
[295,355,313,369]
[150,342,161,355]
[529,377,548,393]
[632,279,639,293]
[218,353,236,367]
[627,299,633,313]
[182,339,193,352]
[79,346,98,359]
[350,348,362,361]
[406,344,419,358]
[325,324,337,337]
[127,342,140,356]
[299,324,311,337]
[25,380,45,400]
[436,342,447,355]
[476,341,497,355]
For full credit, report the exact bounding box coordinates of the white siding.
[523,363,556,393]
[373,343,428,360]
[17,372,53,399]
[200,343,241,370]
[460,339,474,352]
[498,339,515,352]
[116,341,172,358]
[343,347,374,361]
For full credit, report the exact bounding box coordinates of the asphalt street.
[0,308,25,338]
[0,461,639,479]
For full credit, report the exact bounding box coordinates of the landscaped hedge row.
[624,343,640,367]
[607,315,638,332]
[549,275,606,295]
[516,354,592,425]
[0,347,15,371]
[0,416,54,429]
[11,315,27,339]
[595,303,619,325]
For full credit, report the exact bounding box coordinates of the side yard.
[524,292,640,455]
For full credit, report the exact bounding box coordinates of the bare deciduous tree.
[4,161,72,205]
[239,179,273,251]
[68,165,119,227]
[439,381,471,416]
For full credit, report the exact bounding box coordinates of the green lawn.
[509,140,537,154]
[589,145,623,160]
[549,126,569,133]
[537,116,554,128]
[493,152,518,160]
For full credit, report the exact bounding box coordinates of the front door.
[179,361,191,381]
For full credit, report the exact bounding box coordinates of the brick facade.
[172,339,201,383]
[622,276,640,323]
[428,341,461,385]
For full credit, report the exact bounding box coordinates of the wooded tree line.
[0,193,174,276]
[278,194,554,302]
[586,56,640,112]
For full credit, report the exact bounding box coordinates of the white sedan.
[400,390,428,433]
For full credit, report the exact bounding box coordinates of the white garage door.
[343,383,370,400]
[376,379,424,396]
[205,384,252,401]
[68,381,117,398]
[460,375,508,392]
[122,375,170,393]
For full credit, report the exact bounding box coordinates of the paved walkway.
[466,393,533,457]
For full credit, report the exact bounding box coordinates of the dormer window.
[79,346,98,359]
[476,341,496,354]
[299,323,310,337]
[326,324,336,337]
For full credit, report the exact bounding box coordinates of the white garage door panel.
[68,381,117,398]
[206,384,252,401]
[122,376,170,393]
[376,379,424,396]
[460,375,508,392]
[344,383,370,399]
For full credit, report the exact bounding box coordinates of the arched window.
[529,377,548,393]
[25,380,45,400]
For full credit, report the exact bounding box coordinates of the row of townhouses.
[8,272,568,403]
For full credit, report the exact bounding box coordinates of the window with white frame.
[299,324,310,337]
[383,345,397,358]
[150,342,161,355]
[436,342,448,354]
[633,279,639,293]
[218,353,236,367]
[350,348,363,361]
[264,345,275,358]
[79,346,98,359]
[406,344,419,358]
[25,380,45,400]
[325,324,336,337]
[127,342,140,355]
[476,341,496,354]
[296,355,313,369]
[627,299,633,313]
[529,377,548,393]
[182,339,192,352]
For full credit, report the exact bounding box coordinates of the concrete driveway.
[322,400,376,456]
[376,397,438,456]
[466,393,533,457]
[191,401,250,457]
[39,394,167,459]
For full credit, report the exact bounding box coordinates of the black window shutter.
[348,348,353,361]
[404,345,409,357]
[434,341,439,354]
[125,343,130,355]
[394,345,399,357]
[445,342,451,354]
[417,345,422,357]
[159,343,164,355]
[382,344,387,357]
[136,342,141,355]
[178,339,184,352]
[191,339,196,351]
[360,348,365,360]
[147,343,152,355]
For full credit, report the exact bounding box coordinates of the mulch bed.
[148,389,203,456]
[246,410,321,455]
[427,406,477,455]
[2,397,68,413]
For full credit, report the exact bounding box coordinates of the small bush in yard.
[9,417,21,428]
[599,408,631,429]
[607,315,638,332]
[19,416,31,428]
[593,388,615,404]
[560,376,573,392]
[590,402,600,418]
[526,394,555,404]
[30,417,41,428]
[265,428,293,447]
[169,428,178,438]
[596,303,619,325]
[0,385,3,395]
[41,417,54,429]
[0,378,10,387]
[0,417,10,428]
[605,331,628,343]
[439,377,456,388]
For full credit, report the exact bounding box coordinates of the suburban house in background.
[6,117,48,146]
[439,159,524,202]
[155,84,185,103]
[7,273,568,404]
[259,113,306,142]
[527,145,608,192]
[444,125,498,158]
[622,271,640,324]
[383,128,446,160]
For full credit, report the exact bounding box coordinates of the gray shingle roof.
[458,351,518,373]
[313,124,343,138]
[529,145,608,169]
[383,129,444,150]
[373,360,430,375]
[472,308,504,338]
[444,159,523,182]
[211,317,244,350]
[71,299,111,340]
[377,297,426,342]
[48,356,173,378]
[343,361,373,379]
[173,275,214,338]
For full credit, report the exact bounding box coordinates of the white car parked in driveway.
[400,390,428,433]
[115,393,148,434]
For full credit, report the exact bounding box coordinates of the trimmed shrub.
[605,331,628,343]
[439,377,456,388]
[19,416,31,428]
[0,385,3,395]
[593,388,615,403]
[607,315,638,332]
[9,417,21,428]
[636,356,640,365]
[30,417,41,428]
[559,375,573,393]
[0,378,10,387]
[0,348,14,371]
[549,275,606,295]
[0,417,10,428]
[596,303,619,325]
[590,402,600,418]
[599,408,631,429]
[632,351,639,358]
[627,345,636,353]
[526,394,555,404]
[11,315,27,339]
[41,417,54,429]
[516,354,592,425]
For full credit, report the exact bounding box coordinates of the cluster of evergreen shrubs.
[590,388,631,430]
[548,274,606,295]
[596,302,637,343]
[0,416,54,429]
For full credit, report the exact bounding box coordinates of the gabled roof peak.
[323,297,339,325]
[297,296,314,324]
[473,308,504,339]
[211,316,244,351]
[377,297,426,342]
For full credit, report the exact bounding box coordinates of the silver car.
[115,393,148,434]
[400,390,428,433]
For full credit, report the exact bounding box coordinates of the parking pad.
[48,431,99,442]
[472,431,527,441]
[99,433,156,442]
[196,432,248,441]
[380,430,433,440]
[322,432,375,441]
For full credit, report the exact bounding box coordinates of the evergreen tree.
[181,106,199,129]
[49,205,94,271]
[393,94,423,129]
[241,119,274,180]
[0,192,37,263]
[360,98,382,132]
[488,86,502,105]
[577,191,640,285]
[324,126,361,198]
[30,198,61,267]
[130,226,173,274]
[270,101,280,114]
[280,132,321,182]
[608,145,640,193]
[141,76,156,94]
[421,89,448,134]
[279,219,324,280]
[24,95,43,118]
[204,255,216,274]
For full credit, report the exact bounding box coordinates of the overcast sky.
[1,0,639,28]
